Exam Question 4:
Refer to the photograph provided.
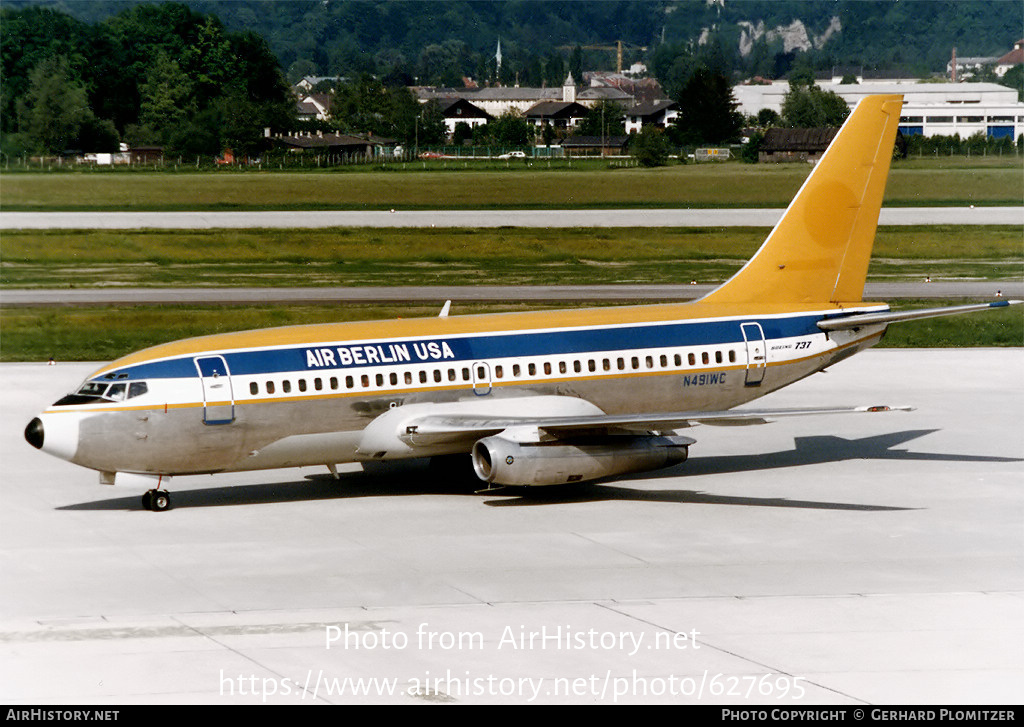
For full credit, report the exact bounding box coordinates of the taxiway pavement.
[2,206,1022,229]
[1,350,1021,704]
[4,282,1021,307]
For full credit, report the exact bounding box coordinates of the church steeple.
[562,72,576,103]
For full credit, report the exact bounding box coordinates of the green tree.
[781,85,850,128]
[674,67,743,144]
[577,101,625,138]
[630,126,670,167]
[755,108,781,128]
[452,121,473,146]
[0,7,92,137]
[740,130,764,164]
[133,52,194,145]
[999,65,1023,102]
[569,45,583,84]
[16,55,94,153]
[489,110,531,147]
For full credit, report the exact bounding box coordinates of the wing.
[356,395,911,487]
[398,402,912,448]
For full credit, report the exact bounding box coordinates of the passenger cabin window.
[266,381,275,394]
[250,382,258,395]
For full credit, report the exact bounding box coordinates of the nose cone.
[26,413,79,462]
[25,417,44,449]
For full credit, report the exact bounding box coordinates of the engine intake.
[472,433,693,486]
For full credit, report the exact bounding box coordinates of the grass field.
[3,226,1020,288]
[2,299,1020,362]
[1,156,1021,211]
[2,157,1019,358]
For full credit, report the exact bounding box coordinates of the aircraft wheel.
[141,491,153,510]
[149,490,172,512]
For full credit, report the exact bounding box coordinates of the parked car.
[498,151,527,159]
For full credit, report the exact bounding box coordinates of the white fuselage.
[31,305,887,479]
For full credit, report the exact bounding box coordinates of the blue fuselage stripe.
[98,314,824,381]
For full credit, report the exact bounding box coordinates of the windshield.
[52,380,149,406]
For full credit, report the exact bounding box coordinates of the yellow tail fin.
[700,94,903,306]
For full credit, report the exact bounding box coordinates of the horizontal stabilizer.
[818,300,1021,331]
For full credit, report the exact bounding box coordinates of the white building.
[734,81,1024,140]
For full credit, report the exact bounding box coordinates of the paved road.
[2,206,1022,229]
[3,282,1019,307]
[3,350,1021,703]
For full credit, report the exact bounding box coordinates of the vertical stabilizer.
[700,94,903,306]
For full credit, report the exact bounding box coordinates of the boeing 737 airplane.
[24,95,1019,510]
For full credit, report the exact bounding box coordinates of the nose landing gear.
[142,489,172,512]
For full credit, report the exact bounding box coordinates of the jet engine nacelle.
[471,432,695,486]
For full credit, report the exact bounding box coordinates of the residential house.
[624,100,679,134]
[995,40,1024,77]
[296,94,332,122]
[433,97,492,135]
[524,101,589,130]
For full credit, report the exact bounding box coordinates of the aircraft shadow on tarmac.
[58,429,1020,513]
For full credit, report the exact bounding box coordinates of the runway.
[2,349,1021,704]
[2,206,1022,229]
[2,281,1021,307]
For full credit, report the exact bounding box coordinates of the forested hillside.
[2,1,1020,158]
[1,2,294,157]
[16,0,1022,85]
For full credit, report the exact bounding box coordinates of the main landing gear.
[142,489,172,512]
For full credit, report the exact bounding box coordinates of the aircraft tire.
[141,491,152,511]
[149,490,171,512]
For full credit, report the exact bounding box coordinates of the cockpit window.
[128,382,148,398]
[78,382,109,397]
[53,380,148,406]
